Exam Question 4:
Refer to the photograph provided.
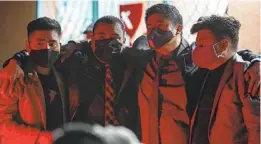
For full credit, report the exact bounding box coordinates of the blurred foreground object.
[53,123,140,144]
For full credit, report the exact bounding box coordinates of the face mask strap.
[212,41,225,58]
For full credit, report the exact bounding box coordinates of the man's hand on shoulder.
[60,42,77,63]
[245,61,260,97]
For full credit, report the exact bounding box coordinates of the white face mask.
[192,41,226,69]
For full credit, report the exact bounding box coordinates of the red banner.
[120,3,143,40]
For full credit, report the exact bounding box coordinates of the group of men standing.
[0,3,260,144]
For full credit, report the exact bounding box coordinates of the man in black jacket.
[68,16,129,126]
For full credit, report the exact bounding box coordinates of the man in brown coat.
[0,17,78,144]
[189,15,260,144]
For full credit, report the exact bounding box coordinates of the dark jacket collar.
[23,57,69,122]
[165,37,190,60]
[173,38,190,57]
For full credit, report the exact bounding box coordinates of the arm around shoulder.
[235,60,260,143]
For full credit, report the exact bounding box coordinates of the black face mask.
[94,39,122,64]
[30,49,59,68]
[147,28,175,49]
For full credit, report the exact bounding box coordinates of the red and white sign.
[120,3,143,40]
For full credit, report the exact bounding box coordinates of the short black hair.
[191,15,241,49]
[93,16,126,34]
[27,17,62,37]
[145,4,183,26]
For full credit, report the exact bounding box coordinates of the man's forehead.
[196,29,217,43]
[94,22,123,35]
[197,29,215,38]
[147,13,171,22]
[30,30,60,40]
[146,14,174,27]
